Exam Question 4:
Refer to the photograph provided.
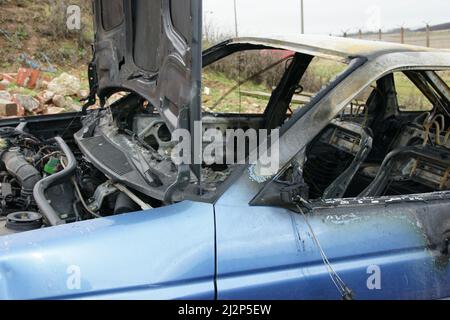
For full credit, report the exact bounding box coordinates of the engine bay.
[0,126,87,234]
[0,94,265,236]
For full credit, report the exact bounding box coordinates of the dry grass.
[203,52,347,113]
[0,0,93,71]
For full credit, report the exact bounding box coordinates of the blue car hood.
[0,201,215,300]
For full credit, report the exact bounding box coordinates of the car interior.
[302,70,450,200]
[201,49,450,202]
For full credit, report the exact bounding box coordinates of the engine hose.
[2,148,42,198]
[33,137,77,226]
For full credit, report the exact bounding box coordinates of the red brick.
[0,99,19,117]
[16,68,40,89]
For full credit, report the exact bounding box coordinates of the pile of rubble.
[0,68,88,119]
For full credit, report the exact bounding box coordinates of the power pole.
[300,0,305,34]
[233,0,239,37]
[426,23,431,47]
[342,29,349,38]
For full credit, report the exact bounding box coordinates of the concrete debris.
[45,107,65,115]
[68,104,82,112]
[47,73,81,97]
[66,99,82,112]
[0,80,10,90]
[37,80,49,90]
[49,95,82,112]
[52,94,67,108]
[0,91,12,101]
[38,90,55,104]
[78,89,89,99]
[0,70,92,119]
[13,94,40,113]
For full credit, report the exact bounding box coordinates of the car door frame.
[214,51,450,300]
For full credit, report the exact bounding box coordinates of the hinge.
[81,62,99,114]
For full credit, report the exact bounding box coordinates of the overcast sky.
[204,0,450,37]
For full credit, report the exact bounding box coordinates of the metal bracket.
[88,182,118,212]
[81,62,99,114]
[163,164,191,204]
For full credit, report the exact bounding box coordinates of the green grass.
[7,82,39,97]
[395,71,450,112]
[307,58,347,80]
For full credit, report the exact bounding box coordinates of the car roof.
[226,35,449,62]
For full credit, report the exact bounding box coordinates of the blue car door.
[215,175,450,300]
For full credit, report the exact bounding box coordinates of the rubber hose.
[2,149,42,198]
[33,137,77,226]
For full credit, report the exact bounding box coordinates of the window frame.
[249,61,450,207]
[394,71,437,113]
[201,49,299,116]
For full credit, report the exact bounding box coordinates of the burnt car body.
[0,0,450,299]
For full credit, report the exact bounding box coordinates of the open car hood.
[92,0,202,133]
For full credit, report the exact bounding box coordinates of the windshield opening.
[202,49,348,116]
